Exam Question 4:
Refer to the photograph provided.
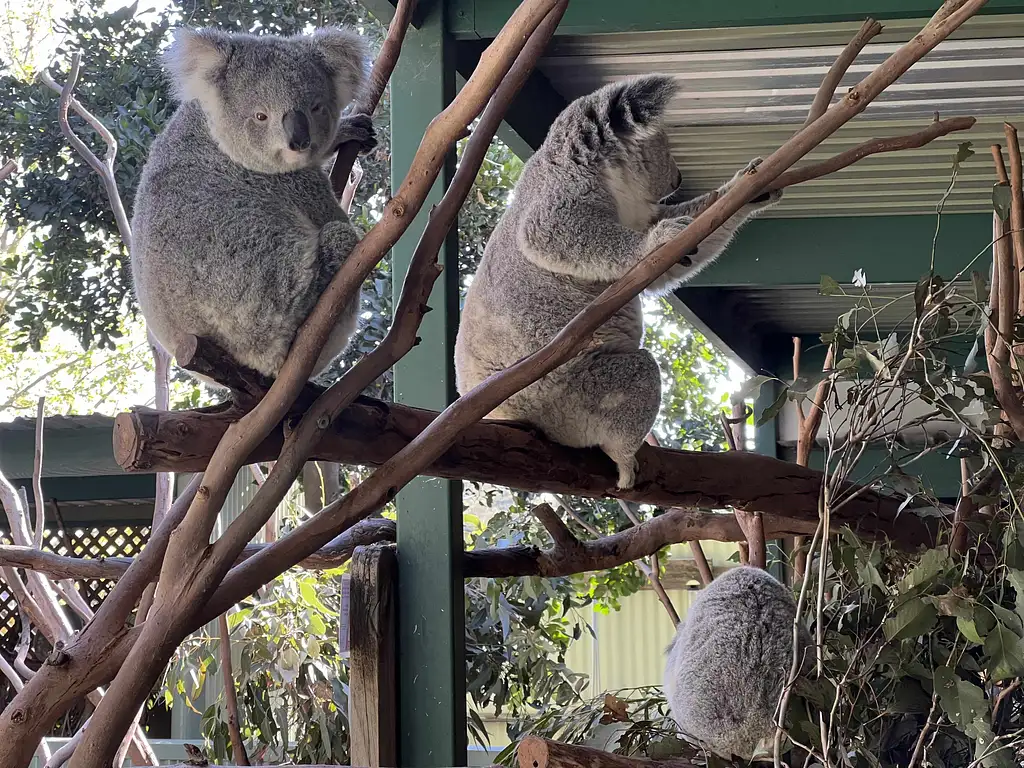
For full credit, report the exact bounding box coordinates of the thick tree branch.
[114,398,933,547]
[330,0,417,196]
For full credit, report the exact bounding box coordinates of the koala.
[453,74,781,489]
[130,25,376,386]
[664,566,809,761]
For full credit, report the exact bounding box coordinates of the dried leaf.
[819,274,842,296]
[993,182,1012,221]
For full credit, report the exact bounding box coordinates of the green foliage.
[166,566,350,764]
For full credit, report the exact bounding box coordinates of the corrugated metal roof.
[728,280,978,335]
[538,14,1024,217]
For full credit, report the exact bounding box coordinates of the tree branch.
[988,143,1024,440]
[114,398,933,547]
[330,0,416,197]
[802,18,884,127]
[217,613,249,766]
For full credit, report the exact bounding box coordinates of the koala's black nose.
[283,110,311,152]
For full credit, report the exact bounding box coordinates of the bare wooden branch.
[42,55,132,248]
[217,614,249,766]
[330,0,417,196]
[687,540,715,586]
[993,143,1010,185]
[988,143,1024,441]
[116,399,932,547]
[0,159,17,182]
[802,18,884,127]
[0,518,396,581]
[31,398,45,550]
[769,116,975,192]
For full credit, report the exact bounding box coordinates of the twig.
[218,613,249,765]
[0,159,17,182]
[42,54,132,248]
[31,398,45,550]
[329,0,417,196]
[993,144,1010,185]
[768,116,976,192]
[617,498,679,624]
[950,458,974,555]
[992,678,1021,726]
[802,18,883,127]
[907,691,940,768]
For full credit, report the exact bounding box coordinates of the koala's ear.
[164,27,233,105]
[305,27,369,107]
[604,74,679,137]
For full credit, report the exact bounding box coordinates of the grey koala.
[453,75,781,489]
[664,566,809,761]
[131,25,376,385]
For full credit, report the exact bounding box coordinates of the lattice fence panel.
[0,524,151,721]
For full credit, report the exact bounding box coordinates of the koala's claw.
[333,113,377,154]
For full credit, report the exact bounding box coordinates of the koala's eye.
[254,112,269,122]
[311,103,324,114]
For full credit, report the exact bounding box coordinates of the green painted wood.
[11,474,156,504]
[446,0,1023,38]
[454,39,565,158]
[689,213,991,288]
[779,443,963,499]
[0,425,122,479]
[390,3,467,766]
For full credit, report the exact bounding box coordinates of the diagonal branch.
[803,18,883,127]
[330,0,417,196]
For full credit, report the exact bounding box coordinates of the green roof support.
[390,2,468,765]
[446,0,1021,38]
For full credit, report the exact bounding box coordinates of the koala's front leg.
[332,113,377,155]
[642,159,783,295]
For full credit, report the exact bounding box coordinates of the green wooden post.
[390,2,467,765]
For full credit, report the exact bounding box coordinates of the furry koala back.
[663,566,803,760]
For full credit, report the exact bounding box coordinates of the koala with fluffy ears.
[664,566,809,761]
[454,75,781,489]
[131,26,375,384]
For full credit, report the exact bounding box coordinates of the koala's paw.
[646,216,695,260]
[334,113,377,154]
[725,157,784,209]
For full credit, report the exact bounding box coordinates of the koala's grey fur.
[453,75,781,489]
[664,566,808,761]
[131,25,375,384]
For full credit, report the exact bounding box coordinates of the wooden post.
[349,544,399,768]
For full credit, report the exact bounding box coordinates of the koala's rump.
[665,568,796,758]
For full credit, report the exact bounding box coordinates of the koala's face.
[165,27,368,174]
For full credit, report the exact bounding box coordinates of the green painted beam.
[10,474,156,504]
[390,4,468,766]
[667,290,768,373]
[0,424,125,479]
[778,444,963,499]
[689,213,991,288]
[454,39,565,158]
[446,0,1024,38]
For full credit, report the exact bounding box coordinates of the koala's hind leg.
[309,220,363,377]
[548,347,662,489]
